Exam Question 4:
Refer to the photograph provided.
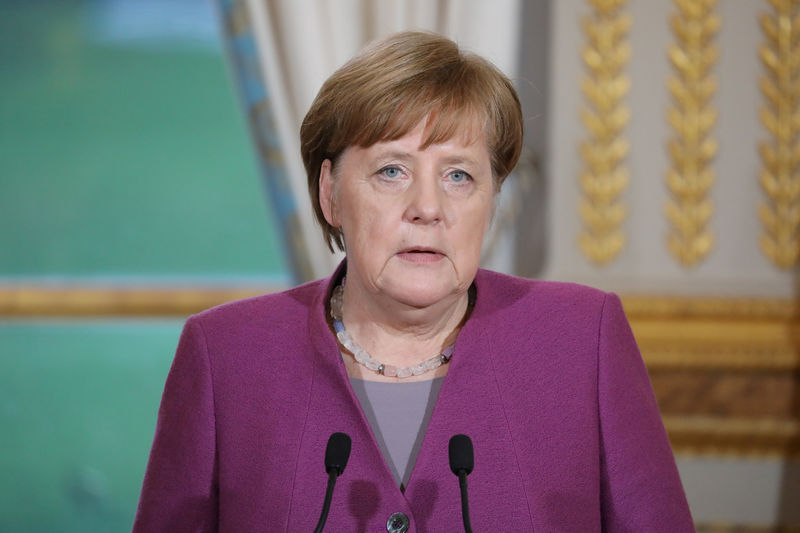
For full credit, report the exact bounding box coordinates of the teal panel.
[0,2,288,280]
[0,321,182,533]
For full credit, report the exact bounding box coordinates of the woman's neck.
[338,280,470,380]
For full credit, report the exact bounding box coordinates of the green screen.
[1,1,287,531]
[0,1,287,280]
[0,321,180,532]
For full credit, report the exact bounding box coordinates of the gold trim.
[578,0,631,265]
[632,318,800,370]
[2,287,794,319]
[622,295,800,457]
[695,524,800,533]
[223,0,249,36]
[664,416,800,457]
[622,295,799,371]
[665,0,719,266]
[0,283,800,320]
[3,285,799,458]
[0,286,279,317]
[621,295,799,320]
[758,0,800,269]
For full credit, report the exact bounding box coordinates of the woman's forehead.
[388,119,484,145]
[377,112,488,149]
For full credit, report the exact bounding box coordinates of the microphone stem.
[458,471,474,533]
[313,470,338,533]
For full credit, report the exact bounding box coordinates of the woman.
[133,32,694,532]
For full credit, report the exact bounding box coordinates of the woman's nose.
[404,176,444,224]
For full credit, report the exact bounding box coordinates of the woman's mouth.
[397,248,445,263]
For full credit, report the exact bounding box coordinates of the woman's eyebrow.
[371,150,414,162]
[440,155,480,168]
[371,150,480,167]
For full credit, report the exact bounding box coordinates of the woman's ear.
[319,159,338,227]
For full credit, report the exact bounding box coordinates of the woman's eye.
[379,166,401,179]
[449,170,471,183]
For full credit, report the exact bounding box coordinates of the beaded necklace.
[329,283,454,379]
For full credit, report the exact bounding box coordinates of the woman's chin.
[379,278,464,310]
[367,256,472,309]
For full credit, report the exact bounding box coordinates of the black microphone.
[313,432,352,533]
[449,434,474,533]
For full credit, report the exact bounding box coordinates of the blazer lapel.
[403,276,534,531]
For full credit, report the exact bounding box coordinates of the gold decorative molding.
[759,0,800,269]
[696,523,800,533]
[665,0,719,266]
[621,294,799,320]
[223,0,249,36]
[0,286,278,317]
[0,287,792,321]
[622,295,800,371]
[632,318,800,370]
[3,284,799,458]
[663,416,800,457]
[578,0,631,265]
[622,294,799,457]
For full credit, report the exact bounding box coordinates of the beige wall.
[523,0,799,530]
[543,0,793,297]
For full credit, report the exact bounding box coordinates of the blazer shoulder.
[190,277,326,331]
[476,269,609,313]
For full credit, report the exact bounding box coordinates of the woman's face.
[319,121,495,310]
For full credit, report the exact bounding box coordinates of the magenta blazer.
[132,267,694,532]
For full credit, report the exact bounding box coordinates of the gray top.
[349,377,445,490]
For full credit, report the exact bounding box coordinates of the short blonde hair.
[301,31,524,252]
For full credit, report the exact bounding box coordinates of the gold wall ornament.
[4,277,800,459]
[759,0,800,268]
[664,0,719,266]
[695,525,800,533]
[622,294,800,458]
[578,0,631,265]
[0,285,279,317]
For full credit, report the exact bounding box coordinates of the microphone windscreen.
[324,432,352,476]
[448,434,474,475]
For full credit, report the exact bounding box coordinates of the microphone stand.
[456,469,473,533]
[313,469,339,533]
[313,432,351,533]
[449,434,475,533]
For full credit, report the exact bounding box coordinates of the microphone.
[449,434,474,533]
[313,432,352,533]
